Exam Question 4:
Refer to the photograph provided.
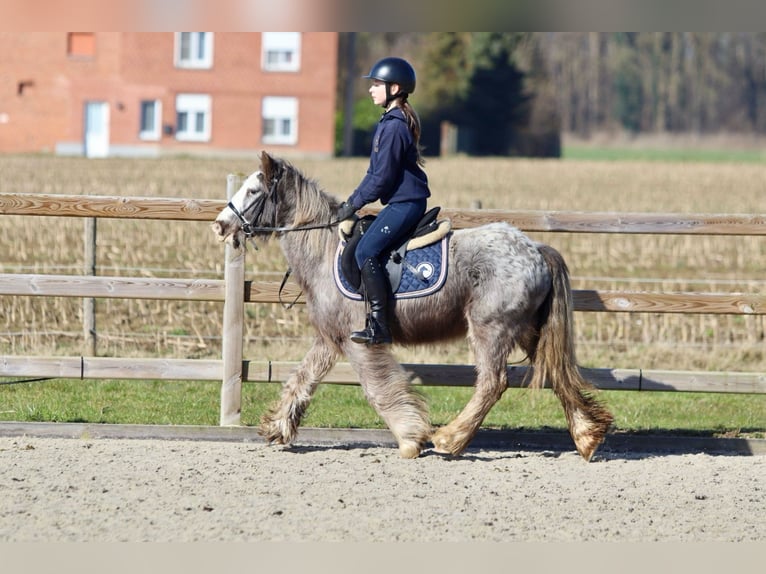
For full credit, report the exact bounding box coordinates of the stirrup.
[350,327,392,345]
[350,315,392,345]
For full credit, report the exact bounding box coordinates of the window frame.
[261,96,298,145]
[174,32,214,69]
[175,94,212,142]
[261,32,301,72]
[139,99,162,141]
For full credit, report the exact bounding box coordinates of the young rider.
[336,56,431,345]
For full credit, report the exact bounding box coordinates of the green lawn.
[1,378,763,438]
[563,145,766,163]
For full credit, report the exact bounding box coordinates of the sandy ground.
[1,434,763,542]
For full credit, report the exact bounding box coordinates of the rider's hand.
[336,201,357,222]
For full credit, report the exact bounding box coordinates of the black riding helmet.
[363,57,416,106]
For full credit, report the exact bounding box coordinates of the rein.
[226,200,341,237]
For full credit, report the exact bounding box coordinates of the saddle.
[336,206,451,298]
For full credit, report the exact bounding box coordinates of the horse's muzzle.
[211,219,228,240]
[211,217,245,249]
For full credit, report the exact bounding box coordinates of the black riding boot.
[350,257,393,345]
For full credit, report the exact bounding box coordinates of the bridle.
[225,171,278,238]
[226,171,342,238]
[226,198,260,238]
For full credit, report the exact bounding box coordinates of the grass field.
[563,144,766,163]
[563,133,766,164]
[1,150,764,436]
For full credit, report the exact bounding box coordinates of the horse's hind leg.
[344,343,431,459]
[431,326,511,456]
[259,335,338,445]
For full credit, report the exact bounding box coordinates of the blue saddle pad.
[333,234,450,300]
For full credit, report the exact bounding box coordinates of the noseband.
[226,199,259,237]
[226,172,280,238]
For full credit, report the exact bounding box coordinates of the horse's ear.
[260,151,275,178]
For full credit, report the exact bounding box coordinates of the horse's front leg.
[259,335,338,446]
[343,342,431,459]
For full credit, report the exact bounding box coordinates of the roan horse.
[212,151,613,461]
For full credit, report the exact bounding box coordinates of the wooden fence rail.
[2,356,764,394]
[3,191,766,234]
[1,189,765,426]
[1,274,764,315]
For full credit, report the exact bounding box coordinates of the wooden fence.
[1,180,765,426]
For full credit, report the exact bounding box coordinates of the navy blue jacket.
[347,107,430,209]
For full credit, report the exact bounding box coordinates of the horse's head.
[212,151,284,248]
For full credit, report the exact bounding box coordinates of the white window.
[139,100,162,141]
[262,97,298,145]
[175,32,213,69]
[175,94,211,142]
[261,32,301,72]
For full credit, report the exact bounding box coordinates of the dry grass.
[1,154,765,373]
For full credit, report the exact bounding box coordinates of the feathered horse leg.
[344,342,431,458]
[530,245,614,461]
[259,335,338,446]
[431,322,513,456]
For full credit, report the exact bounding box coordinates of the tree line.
[537,32,766,136]
[338,32,766,157]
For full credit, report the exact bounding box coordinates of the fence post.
[220,174,245,426]
[83,217,97,356]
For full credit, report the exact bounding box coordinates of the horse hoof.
[570,410,611,462]
[398,442,421,459]
[258,419,294,446]
[431,429,464,456]
[574,433,606,462]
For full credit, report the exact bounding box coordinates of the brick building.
[0,32,338,158]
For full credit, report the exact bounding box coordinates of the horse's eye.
[247,188,257,195]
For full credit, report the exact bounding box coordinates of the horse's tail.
[529,244,613,461]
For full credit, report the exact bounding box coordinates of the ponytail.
[397,97,425,167]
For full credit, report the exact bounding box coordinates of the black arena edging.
[0,422,763,457]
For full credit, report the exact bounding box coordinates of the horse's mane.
[281,160,339,255]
